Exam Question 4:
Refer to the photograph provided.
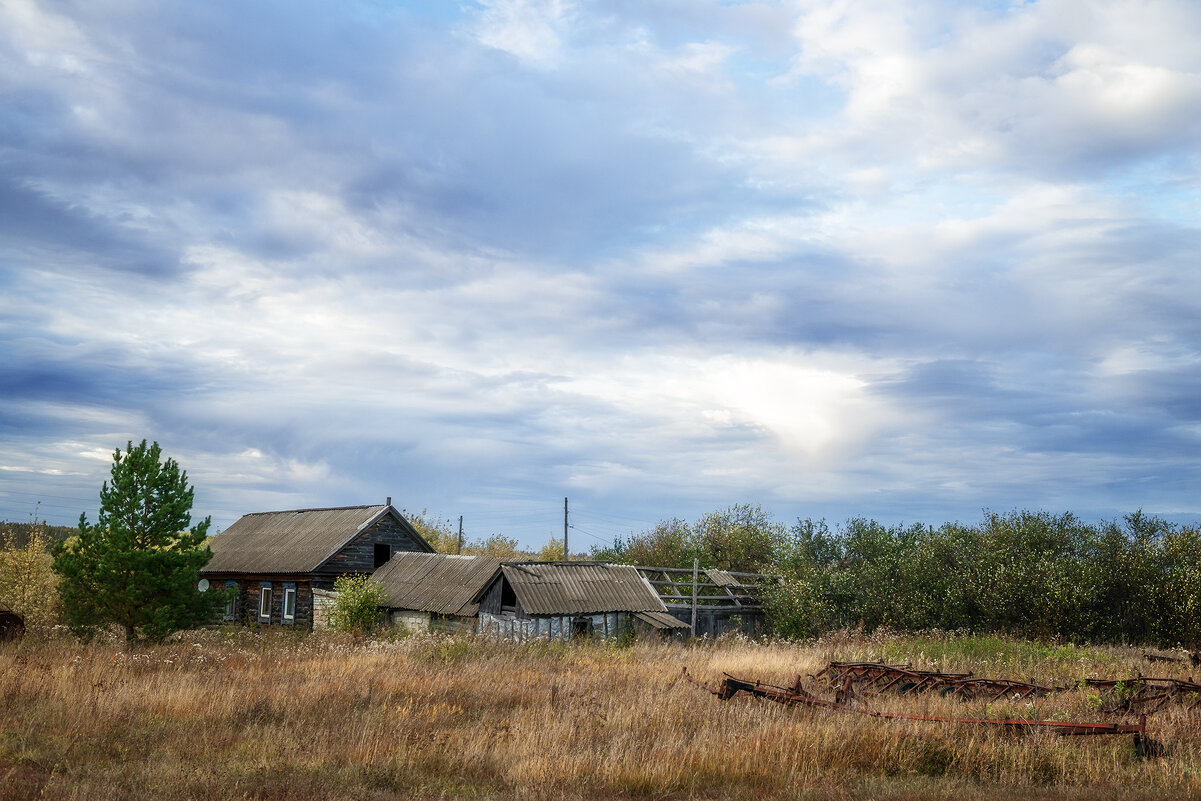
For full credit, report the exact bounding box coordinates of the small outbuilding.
[371,552,502,634]
[475,561,688,641]
[202,502,433,628]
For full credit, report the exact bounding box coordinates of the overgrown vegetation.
[593,505,1201,648]
[0,520,60,634]
[1,631,1195,801]
[327,574,387,633]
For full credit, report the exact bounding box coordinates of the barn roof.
[372,552,502,616]
[498,562,671,616]
[204,505,429,575]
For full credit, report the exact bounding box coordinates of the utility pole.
[563,497,569,561]
[457,515,463,555]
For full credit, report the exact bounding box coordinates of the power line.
[0,472,96,485]
[0,490,99,504]
[574,508,659,527]
[568,523,616,546]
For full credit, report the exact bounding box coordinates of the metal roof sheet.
[372,552,502,616]
[704,569,748,588]
[205,505,391,574]
[633,610,689,629]
[502,562,670,615]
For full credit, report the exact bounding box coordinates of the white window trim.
[259,584,273,621]
[282,585,297,622]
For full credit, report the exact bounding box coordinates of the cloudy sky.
[2,0,1199,547]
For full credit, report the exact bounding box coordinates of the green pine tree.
[53,440,222,642]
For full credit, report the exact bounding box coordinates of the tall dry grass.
[2,629,1200,800]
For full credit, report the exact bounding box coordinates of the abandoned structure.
[370,553,686,640]
[198,503,772,639]
[371,552,501,633]
[475,561,688,640]
[635,566,775,636]
[202,503,433,627]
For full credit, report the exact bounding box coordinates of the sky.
[2,0,1200,549]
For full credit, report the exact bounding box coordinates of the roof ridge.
[241,504,385,516]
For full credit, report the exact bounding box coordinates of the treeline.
[0,520,77,549]
[590,505,1201,648]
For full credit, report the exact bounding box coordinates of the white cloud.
[468,0,575,67]
[4,0,1201,535]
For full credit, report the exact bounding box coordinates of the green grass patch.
[879,633,1100,670]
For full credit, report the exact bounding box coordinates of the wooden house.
[371,552,502,634]
[201,503,433,628]
[474,561,687,641]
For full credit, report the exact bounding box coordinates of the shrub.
[327,575,387,633]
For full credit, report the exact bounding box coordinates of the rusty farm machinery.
[681,659,1184,756]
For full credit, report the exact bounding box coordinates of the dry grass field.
[3,629,1201,800]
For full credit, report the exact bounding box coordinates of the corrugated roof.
[503,562,670,615]
[205,505,392,574]
[372,552,502,616]
[633,610,689,630]
[704,569,749,588]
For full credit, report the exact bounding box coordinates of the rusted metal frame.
[1083,675,1201,709]
[909,674,948,695]
[833,665,910,695]
[682,669,1145,738]
[837,664,897,692]
[821,661,974,697]
[823,662,1196,714]
[826,661,973,682]
[875,671,912,694]
[822,662,1060,702]
[943,679,1049,701]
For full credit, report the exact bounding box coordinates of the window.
[282,583,297,624]
[223,581,237,621]
[373,543,391,569]
[258,582,273,623]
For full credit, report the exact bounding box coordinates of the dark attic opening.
[374,542,391,569]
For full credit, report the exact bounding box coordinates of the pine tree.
[53,440,221,642]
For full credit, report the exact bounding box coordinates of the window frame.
[258,582,273,623]
[282,582,297,624]
[373,542,392,569]
[223,580,238,621]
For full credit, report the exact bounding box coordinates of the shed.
[201,502,433,628]
[371,552,502,634]
[475,561,688,641]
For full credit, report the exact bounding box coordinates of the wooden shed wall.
[479,611,632,641]
[208,575,313,628]
[478,575,526,618]
[317,515,429,585]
